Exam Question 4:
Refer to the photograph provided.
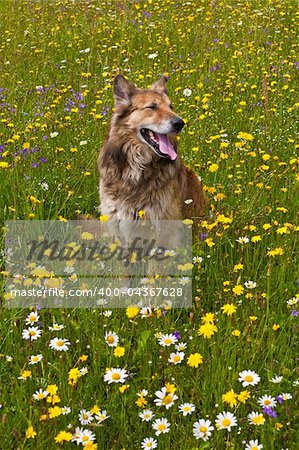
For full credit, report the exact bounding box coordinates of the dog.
[98,74,205,225]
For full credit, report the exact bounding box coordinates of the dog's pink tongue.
[157,133,177,160]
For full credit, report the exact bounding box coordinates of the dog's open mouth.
[140,128,177,161]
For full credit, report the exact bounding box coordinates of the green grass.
[0,0,298,448]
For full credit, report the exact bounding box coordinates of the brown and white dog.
[98,75,205,225]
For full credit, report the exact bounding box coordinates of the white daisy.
[270,375,283,384]
[95,410,109,423]
[29,354,43,365]
[193,255,203,263]
[148,53,158,59]
[49,337,70,351]
[139,409,155,422]
[158,333,178,347]
[61,406,71,415]
[245,439,263,450]
[244,280,257,289]
[105,331,119,347]
[257,394,277,408]
[154,387,178,409]
[140,307,153,318]
[238,370,260,387]
[175,342,187,351]
[141,437,158,449]
[78,409,93,425]
[281,392,292,400]
[168,351,185,365]
[178,402,195,416]
[247,412,265,426]
[72,427,96,446]
[48,323,64,331]
[215,411,237,431]
[193,418,214,441]
[286,296,299,306]
[236,236,249,244]
[152,418,170,436]
[104,367,128,384]
[137,389,148,397]
[25,311,39,325]
[22,327,42,341]
[32,389,49,401]
[183,88,192,97]
[80,367,88,376]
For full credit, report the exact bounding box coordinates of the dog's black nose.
[171,117,185,132]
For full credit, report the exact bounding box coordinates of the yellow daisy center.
[173,356,181,363]
[112,373,121,380]
[164,338,172,344]
[107,336,115,344]
[29,330,36,336]
[252,447,258,450]
[264,399,271,405]
[83,414,89,420]
[56,340,64,346]
[158,424,166,431]
[163,395,173,405]
[244,375,254,382]
[82,436,89,442]
[200,426,207,433]
[222,418,231,427]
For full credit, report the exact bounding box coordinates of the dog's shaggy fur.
[98,75,205,221]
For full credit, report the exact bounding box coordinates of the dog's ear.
[113,75,136,106]
[150,75,169,94]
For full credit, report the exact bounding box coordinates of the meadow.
[0,0,298,448]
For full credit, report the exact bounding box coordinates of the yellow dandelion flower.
[55,431,72,443]
[119,384,130,394]
[136,396,148,407]
[238,390,251,403]
[237,132,254,141]
[198,322,218,338]
[114,346,125,357]
[26,426,37,439]
[81,232,94,240]
[209,163,219,172]
[187,353,203,368]
[126,306,139,318]
[232,329,241,336]
[232,285,244,295]
[201,312,215,323]
[48,406,62,419]
[267,247,284,257]
[165,383,177,393]
[46,384,58,395]
[221,303,237,316]
[222,389,238,407]
[205,238,215,247]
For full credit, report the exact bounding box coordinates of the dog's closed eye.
[145,104,158,110]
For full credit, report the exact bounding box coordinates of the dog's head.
[112,74,185,161]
